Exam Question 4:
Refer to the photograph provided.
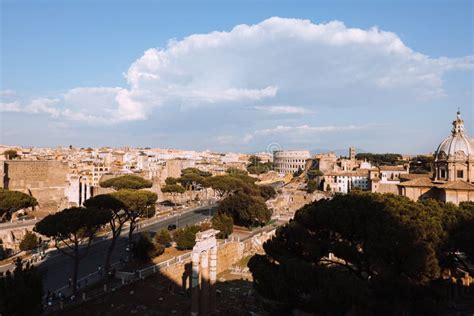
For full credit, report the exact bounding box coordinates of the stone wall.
[153,231,274,287]
[1,160,69,212]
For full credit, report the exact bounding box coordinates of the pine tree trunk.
[72,246,80,294]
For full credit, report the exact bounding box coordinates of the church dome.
[435,111,474,161]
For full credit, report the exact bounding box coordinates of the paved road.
[31,205,215,292]
[0,219,39,231]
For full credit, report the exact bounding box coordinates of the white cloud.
[219,124,371,146]
[254,105,310,114]
[0,90,16,98]
[26,98,61,117]
[1,17,472,124]
[253,124,368,136]
[0,101,22,112]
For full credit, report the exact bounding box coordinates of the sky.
[0,0,473,154]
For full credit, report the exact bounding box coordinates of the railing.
[137,252,193,279]
[44,252,194,313]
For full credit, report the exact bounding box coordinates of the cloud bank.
[1,17,472,150]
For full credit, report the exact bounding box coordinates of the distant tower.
[349,146,356,161]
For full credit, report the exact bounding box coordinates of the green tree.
[111,189,158,259]
[306,180,318,193]
[181,167,212,178]
[248,192,449,314]
[0,258,43,316]
[202,175,245,198]
[218,191,272,227]
[259,185,276,200]
[100,175,153,190]
[155,229,172,247]
[355,153,404,166]
[161,183,186,206]
[3,149,19,160]
[178,172,205,201]
[409,155,434,174]
[211,213,234,238]
[83,194,127,274]
[247,155,273,175]
[440,201,474,273]
[307,169,324,179]
[133,233,164,261]
[0,189,38,222]
[34,207,111,293]
[178,169,211,201]
[19,231,38,252]
[165,177,178,185]
[226,167,248,176]
[174,225,201,250]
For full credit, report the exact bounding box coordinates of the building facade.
[398,111,474,204]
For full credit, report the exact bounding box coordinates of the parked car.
[167,224,177,231]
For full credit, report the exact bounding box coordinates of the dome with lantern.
[434,111,474,182]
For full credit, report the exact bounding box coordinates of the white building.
[379,165,408,184]
[324,171,370,193]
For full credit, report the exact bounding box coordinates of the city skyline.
[1,0,473,154]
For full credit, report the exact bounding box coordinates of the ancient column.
[82,181,87,205]
[191,251,200,316]
[200,250,209,315]
[209,246,217,313]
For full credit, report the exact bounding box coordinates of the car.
[167,224,177,231]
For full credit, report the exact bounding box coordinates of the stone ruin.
[191,229,219,316]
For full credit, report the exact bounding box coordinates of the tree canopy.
[133,232,164,261]
[355,153,403,166]
[306,180,318,193]
[3,149,19,160]
[155,229,172,247]
[211,213,234,239]
[111,189,157,218]
[165,177,179,185]
[100,174,153,190]
[19,231,39,252]
[174,225,201,250]
[218,191,271,227]
[0,189,38,222]
[35,207,111,292]
[0,259,43,316]
[161,184,186,195]
[247,155,273,175]
[83,194,125,212]
[409,155,434,174]
[181,167,212,178]
[83,194,127,272]
[249,192,474,314]
[202,175,246,197]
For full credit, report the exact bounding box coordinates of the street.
[27,205,214,292]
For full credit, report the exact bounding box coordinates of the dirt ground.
[52,270,265,316]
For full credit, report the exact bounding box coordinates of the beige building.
[398,111,474,204]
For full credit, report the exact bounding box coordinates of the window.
[441,170,446,178]
[457,170,464,178]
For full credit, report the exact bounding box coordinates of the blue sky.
[1,0,473,154]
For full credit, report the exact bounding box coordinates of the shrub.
[19,231,38,252]
[155,229,172,247]
[211,213,234,238]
